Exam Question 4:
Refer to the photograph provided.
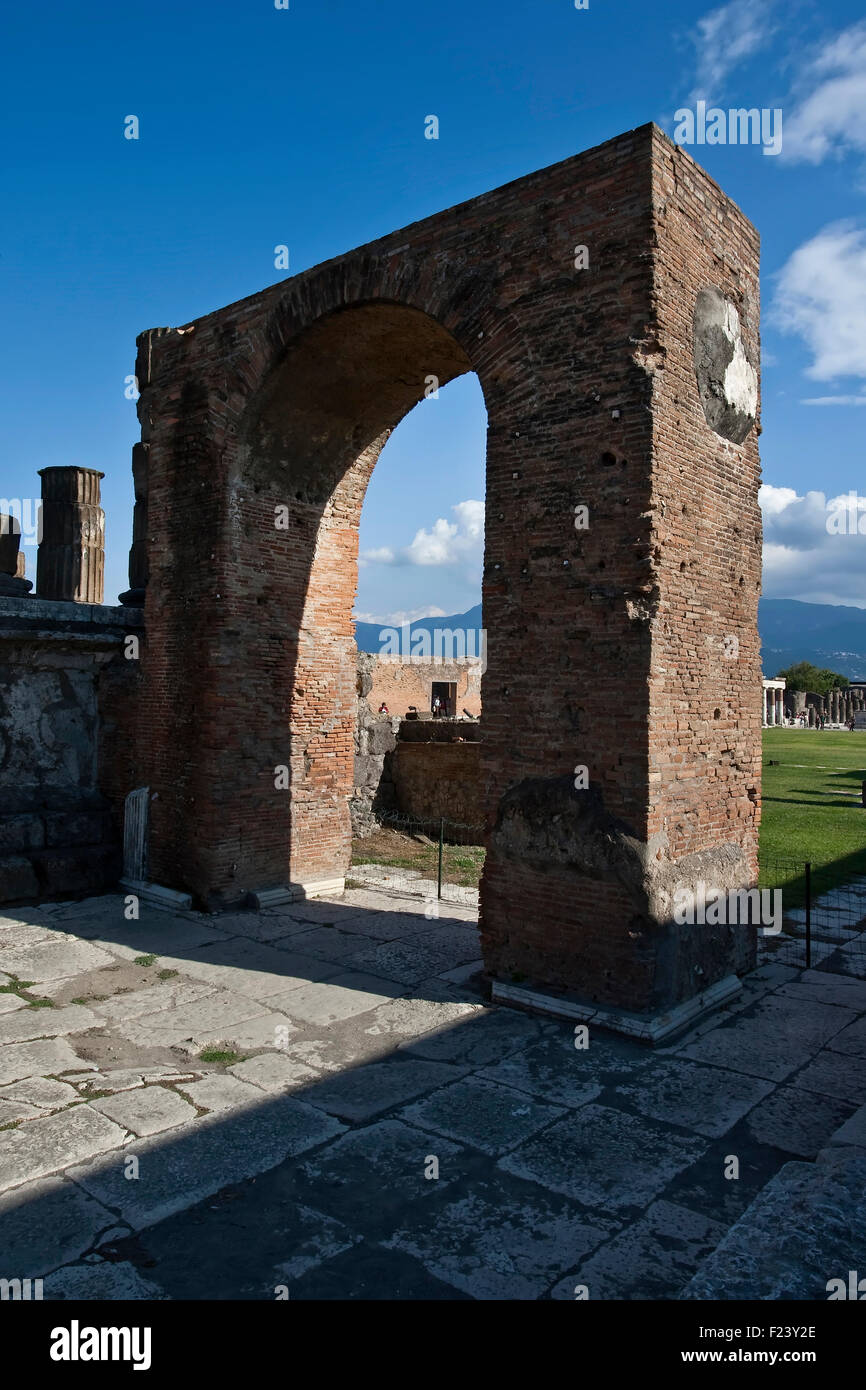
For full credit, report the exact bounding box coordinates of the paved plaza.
[1,883,864,1300]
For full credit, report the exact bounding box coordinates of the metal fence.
[759,854,866,969]
[351,814,866,972]
[349,810,485,905]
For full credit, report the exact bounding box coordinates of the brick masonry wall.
[132,123,761,1015]
[366,658,481,719]
[392,742,483,827]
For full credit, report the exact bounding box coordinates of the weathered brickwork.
[367,658,482,719]
[392,741,483,828]
[131,124,762,1017]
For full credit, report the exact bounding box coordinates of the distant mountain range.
[354,598,866,680]
[354,604,483,658]
[758,598,866,679]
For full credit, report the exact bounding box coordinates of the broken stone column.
[36,467,105,603]
[118,442,148,606]
[0,515,33,596]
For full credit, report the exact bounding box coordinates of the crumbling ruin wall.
[0,597,143,902]
[351,651,398,835]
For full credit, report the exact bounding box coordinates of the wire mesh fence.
[759,854,866,971]
[349,810,485,906]
[350,811,866,974]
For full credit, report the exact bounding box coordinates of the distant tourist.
[378,701,389,715]
[432,696,442,717]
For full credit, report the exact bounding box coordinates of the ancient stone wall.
[392,742,483,829]
[0,597,143,902]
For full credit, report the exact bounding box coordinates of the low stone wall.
[0,595,144,902]
[392,741,483,830]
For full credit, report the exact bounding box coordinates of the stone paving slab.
[111,990,270,1048]
[499,1103,708,1210]
[0,1076,80,1110]
[0,1002,102,1044]
[399,1075,566,1156]
[229,1052,321,1093]
[675,995,857,1080]
[681,1153,866,1300]
[196,912,316,945]
[302,1056,468,1123]
[384,1171,615,1300]
[297,1119,469,1230]
[77,920,238,959]
[0,1096,43,1124]
[777,971,866,1010]
[0,1175,120,1279]
[0,921,77,949]
[285,925,392,965]
[398,1005,554,1067]
[185,1011,298,1054]
[90,979,217,1022]
[75,1066,198,1095]
[162,940,343,1000]
[43,1260,170,1300]
[743,1085,855,1157]
[270,972,407,1026]
[360,990,482,1041]
[177,1075,265,1114]
[613,1059,775,1138]
[475,1032,647,1108]
[68,1096,346,1232]
[0,1104,127,1192]
[789,1047,866,1105]
[550,1199,728,1301]
[0,939,118,984]
[825,1014,866,1058]
[0,992,27,1014]
[343,926,482,985]
[91,1086,198,1136]
[0,1036,91,1085]
[271,1205,364,1281]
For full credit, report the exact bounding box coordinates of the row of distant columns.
[763,685,784,725]
[0,467,105,604]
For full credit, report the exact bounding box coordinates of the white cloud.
[771,222,866,381]
[783,22,866,164]
[802,393,866,406]
[688,0,776,99]
[760,483,866,607]
[360,499,484,569]
[354,605,447,626]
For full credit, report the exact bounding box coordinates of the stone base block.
[0,576,32,597]
[119,879,193,911]
[491,973,742,1045]
[249,877,345,909]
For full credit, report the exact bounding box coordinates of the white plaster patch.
[721,301,758,419]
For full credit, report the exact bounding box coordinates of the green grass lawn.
[760,728,866,903]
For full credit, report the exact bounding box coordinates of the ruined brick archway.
[131,124,763,1031]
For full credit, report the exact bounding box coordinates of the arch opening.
[232,301,483,893]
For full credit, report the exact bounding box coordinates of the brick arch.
[230,297,495,894]
[133,125,763,1032]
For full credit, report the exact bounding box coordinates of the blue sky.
[2,0,865,617]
